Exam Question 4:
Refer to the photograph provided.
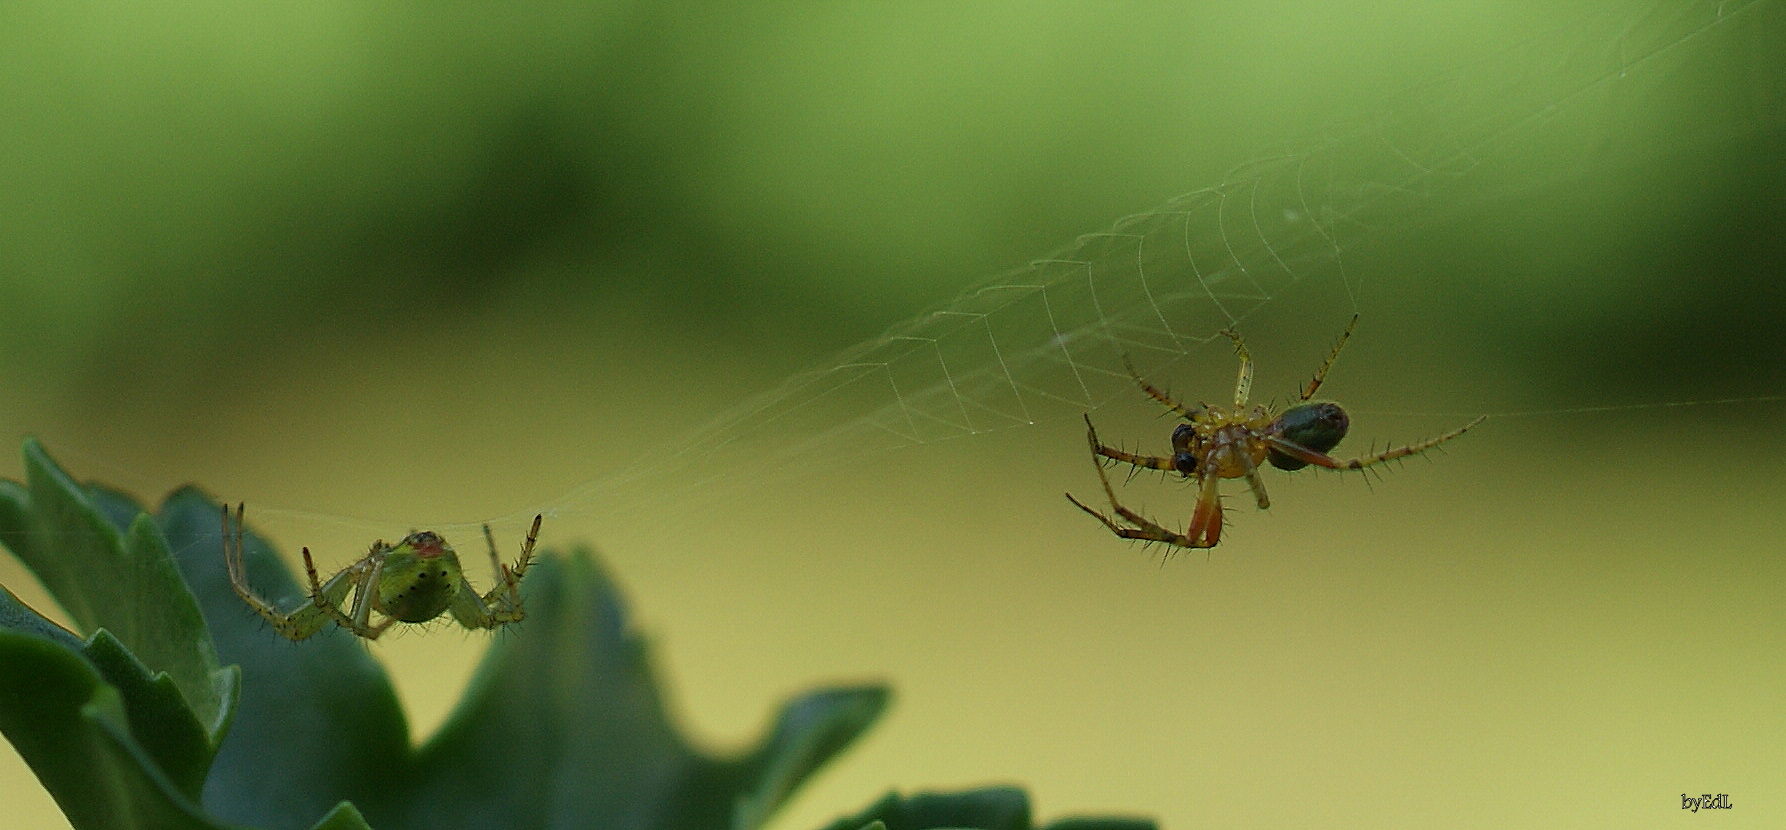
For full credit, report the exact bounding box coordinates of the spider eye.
[1269,402,1349,471]
[1170,423,1196,451]
[406,531,448,557]
[1170,424,1199,474]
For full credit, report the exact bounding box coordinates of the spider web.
[536,0,1773,522]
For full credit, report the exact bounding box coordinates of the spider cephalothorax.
[223,504,541,640]
[1066,316,1484,550]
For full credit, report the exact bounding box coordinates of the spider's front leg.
[1066,415,1222,549]
[448,514,542,630]
[1064,458,1223,549]
[223,504,336,641]
[1081,413,1178,474]
[1219,327,1255,408]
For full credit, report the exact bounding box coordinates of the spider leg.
[1121,355,1203,420]
[305,547,363,631]
[500,514,542,587]
[453,514,542,629]
[344,556,388,640]
[1065,453,1212,549]
[221,504,282,620]
[1067,413,1220,548]
[1183,468,1225,547]
[221,504,334,641]
[1265,415,1487,471]
[1240,453,1271,510]
[1220,327,1254,408]
[301,546,324,596]
[1083,414,1177,472]
[1302,314,1358,401]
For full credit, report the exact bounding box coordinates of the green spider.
[222,503,541,641]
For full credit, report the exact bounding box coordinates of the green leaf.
[822,789,1030,830]
[384,552,887,830]
[732,686,892,830]
[0,446,235,820]
[83,629,230,799]
[0,606,235,830]
[1,438,233,739]
[305,803,375,830]
[0,579,83,649]
[820,790,1156,830]
[0,562,228,816]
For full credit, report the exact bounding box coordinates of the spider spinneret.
[1065,316,1485,550]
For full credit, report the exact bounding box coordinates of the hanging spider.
[1065,316,1486,549]
[222,503,542,641]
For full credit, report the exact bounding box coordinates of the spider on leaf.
[1066,316,1485,550]
[222,503,542,641]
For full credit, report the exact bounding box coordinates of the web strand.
[524,0,1776,523]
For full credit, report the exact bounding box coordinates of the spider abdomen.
[375,537,466,623]
[1268,402,1349,471]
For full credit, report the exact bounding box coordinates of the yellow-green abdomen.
[375,546,464,623]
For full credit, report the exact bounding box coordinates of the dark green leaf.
[821,789,1029,830]
[821,789,1155,830]
[732,686,892,830]
[4,438,232,738]
[0,625,236,830]
[1040,819,1157,830]
[83,629,229,799]
[306,803,375,830]
[0,581,83,649]
[390,552,884,830]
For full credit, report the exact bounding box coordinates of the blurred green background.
[3,1,1784,828]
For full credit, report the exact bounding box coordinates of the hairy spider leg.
[447,514,541,630]
[1122,355,1202,420]
[1239,451,1271,511]
[1187,468,1224,547]
[348,555,399,640]
[490,514,541,602]
[1065,414,1225,548]
[1302,314,1358,401]
[222,504,334,641]
[1221,328,1255,408]
[1066,436,1223,548]
[1081,413,1177,473]
[305,547,393,638]
[1265,415,1488,472]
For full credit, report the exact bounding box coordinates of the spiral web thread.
[542,0,1776,520]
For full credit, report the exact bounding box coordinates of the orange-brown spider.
[1066,316,1486,549]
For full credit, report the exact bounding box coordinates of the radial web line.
[513,0,1776,523]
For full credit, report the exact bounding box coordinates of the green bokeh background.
[3,2,1783,829]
